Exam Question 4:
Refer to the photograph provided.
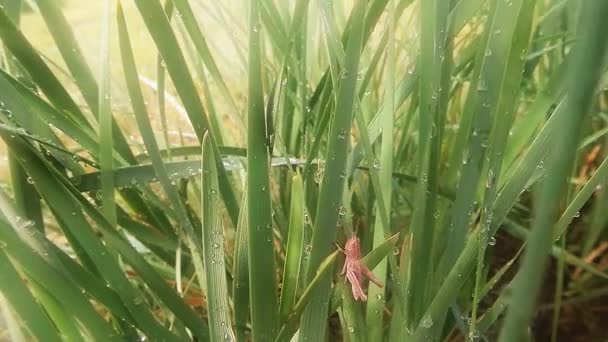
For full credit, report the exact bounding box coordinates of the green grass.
[1,0,608,341]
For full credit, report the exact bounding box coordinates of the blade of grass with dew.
[201,133,236,340]
[27,281,90,342]
[133,0,240,226]
[247,0,278,339]
[340,281,366,342]
[0,251,61,342]
[366,0,395,338]
[297,1,365,340]
[470,0,536,336]
[232,193,249,342]
[156,0,174,162]
[279,173,305,321]
[403,0,450,328]
[498,2,608,340]
[98,0,116,225]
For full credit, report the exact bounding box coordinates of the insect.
[339,236,383,301]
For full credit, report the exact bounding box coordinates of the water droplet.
[373,159,381,171]
[421,315,433,328]
[537,161,544,169]
[338,206,346,216]
[26,176,34,184]
[574,211,580,218]
[392,247,399,255]
[314,164,325,184]
[489,237,496,246]
[304,211,311,225]
[304,244,312,254]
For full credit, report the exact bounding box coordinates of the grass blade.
[247,0,278,339]
[98,0,116,225]
[201,132,235,340]
[298,1,366,340]
[279,173,305,320]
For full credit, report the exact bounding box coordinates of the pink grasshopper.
[338,236,383,301]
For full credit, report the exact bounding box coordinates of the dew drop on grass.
[338,206,346,216]
[392,246,400,255]
[421,315,433,328]
[314,166,324,184]
[304,244,312,254]
[348,326,355,333]
[26,176,34,184]
[304,211,311,225]
[574,211,580,218]
[373,158,381,171]
[489,237,497,246]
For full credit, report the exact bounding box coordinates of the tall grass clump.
[0,0,607,341]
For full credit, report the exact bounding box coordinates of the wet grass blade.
[98,0,116,225]
[232,193,249,341]
[201,133,235,340]
[247,0,278,339]
[298,1,366,339]
[279,173,305,320]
